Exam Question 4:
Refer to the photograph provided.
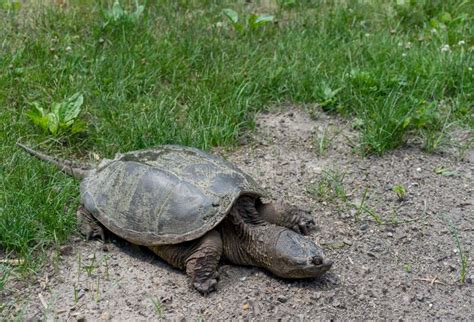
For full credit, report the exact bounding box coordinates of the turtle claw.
[294,215,315,235]
[285,205,316,235]
[193,278,218,295]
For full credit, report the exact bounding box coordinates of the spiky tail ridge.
[17,142,93,179]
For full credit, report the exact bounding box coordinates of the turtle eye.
[312,256,323,266]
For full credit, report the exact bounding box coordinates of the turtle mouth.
[310,260,333,271]
[288,259,333,278]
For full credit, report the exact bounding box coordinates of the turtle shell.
[80,145,265,245]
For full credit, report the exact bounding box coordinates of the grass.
[0,0,472,287]
[148,296,163,318]
[307,169,348,203]
[447,219,469,283]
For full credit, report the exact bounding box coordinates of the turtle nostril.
[312,256,323,265]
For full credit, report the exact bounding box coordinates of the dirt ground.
[2,107,473,320]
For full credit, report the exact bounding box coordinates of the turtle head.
[269,229,332,279]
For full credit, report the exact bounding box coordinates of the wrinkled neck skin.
[220,197,285,271]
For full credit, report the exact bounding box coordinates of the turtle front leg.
[149,230,223,295]
[185,230,222,294]
[76,206,105,241]
[256,199,315,235]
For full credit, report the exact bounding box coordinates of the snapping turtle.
[18,143,332,294]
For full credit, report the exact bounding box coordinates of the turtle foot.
[193,277,218,295]
[292,212,316,235]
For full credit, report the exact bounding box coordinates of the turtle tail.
[17,142,93,179]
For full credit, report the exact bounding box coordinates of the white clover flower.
[65,46,72,52]
[457,40,465,46]
[440,44,450,52]
[402,53,407,57]
[430,28,437,34]
[469,67,473,72]
[405,42,412,49]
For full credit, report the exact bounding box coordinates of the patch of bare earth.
[2,107,472,320]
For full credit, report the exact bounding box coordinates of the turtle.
[18,143,332,294]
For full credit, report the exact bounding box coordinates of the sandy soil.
[2,107,473,320]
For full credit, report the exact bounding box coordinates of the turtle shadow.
[104,234,182,274]
[218,261,339,294]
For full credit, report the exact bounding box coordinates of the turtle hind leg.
[149,229,223,295]
[256,199,315,235]
[76,206,105,241]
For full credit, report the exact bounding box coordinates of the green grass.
[0,0,472,287]
[307,169,348,203]
[447,219,469,283]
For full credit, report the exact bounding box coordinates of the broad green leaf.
[61,93,83,125]
[28,102,45,117]
[26,102,49,131]
[223,8,239,24]
[255,15,274,25]
[26,112,49,131]
[52,102,62,117]
[70,119,88,134]
[47,112,59,134]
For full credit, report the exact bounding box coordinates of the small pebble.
[416,168,421,172]
[277,295,288,303]
[100,312,110,320]
[367,251,378,259]
[60,245,73,256]
[360,223,369,231]
[466,275,473,284]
